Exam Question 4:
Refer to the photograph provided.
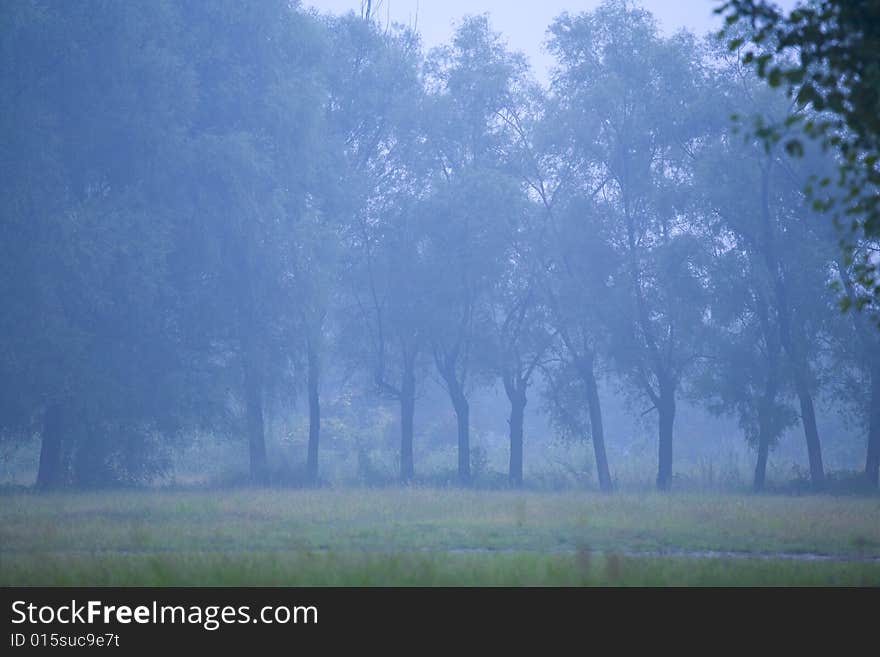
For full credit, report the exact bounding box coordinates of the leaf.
[784,68,804,85]
[784,139,804,157]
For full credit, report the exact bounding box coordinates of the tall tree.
[333,15,428,481]
[538,191,618,492]
[548,1,713,490]
[420,15,533,484]
[1,0,201,487]
[530,73,619,493]
[485,199,554,487]
[695,42,834,488]
[176,0,327,484]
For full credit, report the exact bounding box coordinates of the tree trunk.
[753,288,778,492]
[400,357,415,482]
[453,393,470,485]
[753,422,770,492]
[866,359,880,487]
[243,356,268,485]
[508,393,526,487]
[437,360,471,485]
[758,162,824,489]
[753,370,778,492]
[306,340,320,485]
[36,403,66,490]
[793,373,824,489]
[235,257,267,486]
[580,358,612,492]
[656,381,675,491]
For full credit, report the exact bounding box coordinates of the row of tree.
[1,0,877,491]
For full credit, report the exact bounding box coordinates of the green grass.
[2,488,879,585]
[3,551,879,586]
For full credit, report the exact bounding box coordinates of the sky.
[305,0,798,82]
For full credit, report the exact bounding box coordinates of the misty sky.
[306,0,798,81]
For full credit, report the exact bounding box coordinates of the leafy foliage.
[718,0,880,309]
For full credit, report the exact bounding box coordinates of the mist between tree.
[2,0,878,495]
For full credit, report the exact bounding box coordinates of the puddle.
[444,546,880,563]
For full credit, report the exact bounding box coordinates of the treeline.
[1,0,878,491]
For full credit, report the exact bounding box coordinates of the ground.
[2,488,879,585]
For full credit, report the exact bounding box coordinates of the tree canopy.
[2,0,878,491]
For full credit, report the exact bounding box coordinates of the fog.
[307,0,739,83]
[1,0,876,496]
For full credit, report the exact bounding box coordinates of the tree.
[347,196,431,482]
[419,171,511,483]
[718,0,880,307]
[547,1,714,490]
[829,247,880,487]
[693,42,836,489]
[174,1,327,485]
[691,234,798,491]
[538,191,618,492]
[483,196,554,487]
[529,69,620,493]
[287,212,338,485]
[1,0,202,487]
[333,15,428,482]
[420,15,532,484]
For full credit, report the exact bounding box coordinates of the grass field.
[2,488,879,586]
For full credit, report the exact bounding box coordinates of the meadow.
[2,488,879,586]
